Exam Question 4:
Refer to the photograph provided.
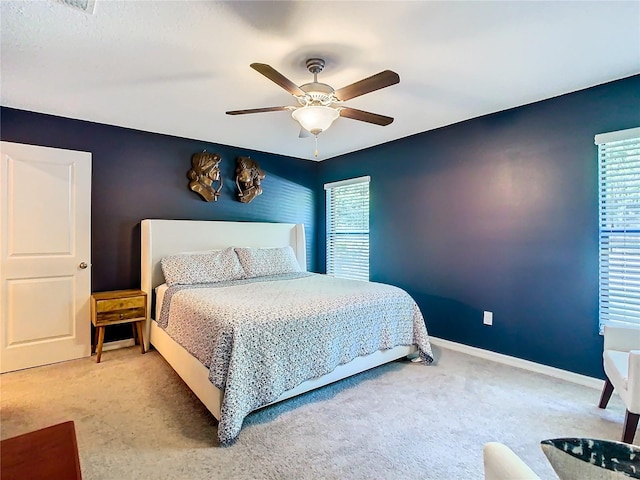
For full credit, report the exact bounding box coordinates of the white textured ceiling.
[2,1,639,161]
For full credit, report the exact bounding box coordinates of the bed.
[141,219,433,445]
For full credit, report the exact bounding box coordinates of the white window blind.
[597,127,640,332]
[325,176,370,281]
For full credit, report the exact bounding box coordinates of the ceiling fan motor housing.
[298,82,335,107]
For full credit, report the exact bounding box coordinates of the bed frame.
[140,219,416,420]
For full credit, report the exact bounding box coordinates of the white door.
[0,142,92,373]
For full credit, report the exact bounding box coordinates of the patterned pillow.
[235,246,302,278]
[160,247,245,286]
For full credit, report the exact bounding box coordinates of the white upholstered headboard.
[140,219,306,349]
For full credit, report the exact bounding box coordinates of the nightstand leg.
[92,327,98,354]
[95,327,105,363]
[136,321,145,354]
[131,323,138,345]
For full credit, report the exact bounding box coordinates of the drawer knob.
[119,314,124,319]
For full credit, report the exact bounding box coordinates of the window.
[325,176,370,281]
[596,127,640,332]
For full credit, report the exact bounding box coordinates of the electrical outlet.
[483,311,493,326]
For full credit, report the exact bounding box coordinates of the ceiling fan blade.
[226,106,292,115]
[333,70,400,101]
[339,107,394,126]
[250,63,306,97]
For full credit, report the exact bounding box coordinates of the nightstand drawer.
[95,296,145,313]
[95,307,145,325]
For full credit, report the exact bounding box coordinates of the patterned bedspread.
[158,272,433,445]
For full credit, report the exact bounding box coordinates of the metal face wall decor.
[235,156,265,203]
[188,151,223,202]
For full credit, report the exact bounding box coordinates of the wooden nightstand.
[90,289,147,363]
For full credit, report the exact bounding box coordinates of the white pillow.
[235,246,302,278]
[160,247,245,286]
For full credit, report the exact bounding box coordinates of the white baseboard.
[429,336,604,390]
[101,338,135,352]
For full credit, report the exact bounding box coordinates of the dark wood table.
[1,420,82,479]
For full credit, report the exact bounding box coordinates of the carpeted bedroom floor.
[0,345,630,480]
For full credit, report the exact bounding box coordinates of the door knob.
[79,262,88,269]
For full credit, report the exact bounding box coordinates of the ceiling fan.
[226,58,400,157]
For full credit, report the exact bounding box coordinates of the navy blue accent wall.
[3,75,638,374]
[1,108,317,340]
[318,75,640,378]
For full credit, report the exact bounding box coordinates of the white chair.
[483,442,540,480]
[598,325,640,444]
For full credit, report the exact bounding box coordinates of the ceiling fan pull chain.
[314,135,319,158]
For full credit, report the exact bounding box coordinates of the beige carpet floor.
[0,345,630,479]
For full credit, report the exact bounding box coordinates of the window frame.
[596,126,640,333]
[324,175,370,281]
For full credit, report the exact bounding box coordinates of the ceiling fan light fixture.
[292,106,339,136]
